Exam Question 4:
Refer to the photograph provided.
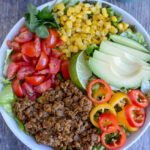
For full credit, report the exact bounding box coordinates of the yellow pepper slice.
[90,103,116,128]
[109,92,132,111]
[117,109,139,132]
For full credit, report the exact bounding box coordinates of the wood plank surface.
[0,0,150,150]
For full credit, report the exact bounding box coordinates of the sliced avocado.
[110,35,149,53]
[88,57,150,89]
[99,41,150,62]
[93,50,150,71]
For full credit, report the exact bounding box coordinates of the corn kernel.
[74,5,82,13]
[102,8,108,18]
[109,26,118,34]
[104,22,111,29]
[57,11,64,16]
[75,27,81,32]
[70,46,79,52]
[53,2,65,11]
[82,26,90,33]
[90,6,96,13]
[111,16,117,22]
[61,35,68,42]
[123,22,129,30]
[60,15,67,21]
[66,21,73,28]
[69,15,76,22]
[75,38,83,48]
[86,19,92,25]
[80,44,87,50]
[117,23,124,32]
[101,29,108,36]
[66,29,72,37]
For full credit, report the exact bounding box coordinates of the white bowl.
[0,0,150,150]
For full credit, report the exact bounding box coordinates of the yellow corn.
[111,16,117,22]
[117,23,124,32]
[66,21,73,28]
[109,26,118,34]
[53,2,65,11]
[123,22,129,30]
[102,8,108,18]
[104,22,111,29]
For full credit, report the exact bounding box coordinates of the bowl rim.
[0,0,150,150]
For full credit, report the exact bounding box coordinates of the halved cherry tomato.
[17,66,35,80]
[15,30,33,44]
[34,79,51,94]
[98,113,118,133]
[125,105,146,128]
[128,89,149,108]
[49,57,60,75]
[7,63,19,79]
[22,54,31,63]
[41,39,51,56]
[19,25,28,33]
[25,76,45,86]
[31,58,38,67]
[52,49,63,58]
[61,60,70,80]
[36,52,49,71]
[87,79,112,104]
[22,82,34,97]
[34,36,41,57]
[12,78,23,97]
[7,40,21,52]
[17,62,30,67]
[34,69,50,75]
[45,29,59,48]
[56,39,65,47]
[101,126,126,150]
[11,53,22,62]
[21,41,36,57]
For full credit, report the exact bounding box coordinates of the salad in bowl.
[0,0,150,150]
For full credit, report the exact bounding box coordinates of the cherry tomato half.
[128,89,149,108]
[36,52,49,71]
[7,63,19,79]
[11,53,22,62]
[41,39,51,56]
[101,126,126,150]
[49,57,60,75]
[12,78,23,97]
[17,62,30,67]
[17,66,35,80]
[34,79,51,94]
[52,49,63,58]
[21,41,36,57]
[15,30,33,44]
[7,40,21,52]
[56,39,65,47]
[34,69,50,75]
[61,60,70,80]
[25,76,45,86]
[45,29,59,48]
[22,54,32,63]
[22,82,34,97]
[87,79,112,104]
[34,36,41,57]
[125,105,146,128]
[19,25,28,33]
[98,113,118,133]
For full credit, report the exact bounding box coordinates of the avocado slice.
[110,35,149,53]
[88,57,150,89]
[100,41,150,62]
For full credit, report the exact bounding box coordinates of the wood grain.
[0,0,150,150]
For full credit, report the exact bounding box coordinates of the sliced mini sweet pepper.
[90,103,116,128]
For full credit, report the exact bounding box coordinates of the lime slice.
[69,51,92,90]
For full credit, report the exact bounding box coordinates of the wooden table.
[0,0,150,150]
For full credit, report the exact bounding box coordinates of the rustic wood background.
[0,0,150,150]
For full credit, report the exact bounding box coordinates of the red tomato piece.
[98,113,118,133]
[22,54,31,63]
[45,29,59,48]
[22,41,36,57]
[41,39,51,56]
[34,79,51,94]
[31,58,38,67]
[61,60,70,80]
[125,105,146,128]
[15,30,34,44]
[19,25,28,33]
[11,53,22,62]
[12,78,23,97]
[17,62,30,67]
[101,126,126,150]
[36,52,49,71]
[22,82,34,97]
[52,49,63,58]
[34,69,50,75]
[34,36,41,57]
[49,57,60,75]
[7,63,19,79]
[56,39,65,47]
[25,76,45,86]
[17,66,35,80]
[7,40,21,52]
[128,89,149,108]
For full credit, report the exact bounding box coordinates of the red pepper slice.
[101,126,126,150]
[87,79,112,104]
[128,89,149,108]
[125,105,146,128]
[98,113,118,133]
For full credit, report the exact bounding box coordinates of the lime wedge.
[69,51,92,90]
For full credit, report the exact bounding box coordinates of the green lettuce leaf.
[85,44,99,56]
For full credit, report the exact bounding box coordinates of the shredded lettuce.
[120,30,147,47]
[92,144,105,150]
[85,44,99,56]
[63,0,79,9]
[0,77,11,84]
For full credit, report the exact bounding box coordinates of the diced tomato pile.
[6,25,70,100]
